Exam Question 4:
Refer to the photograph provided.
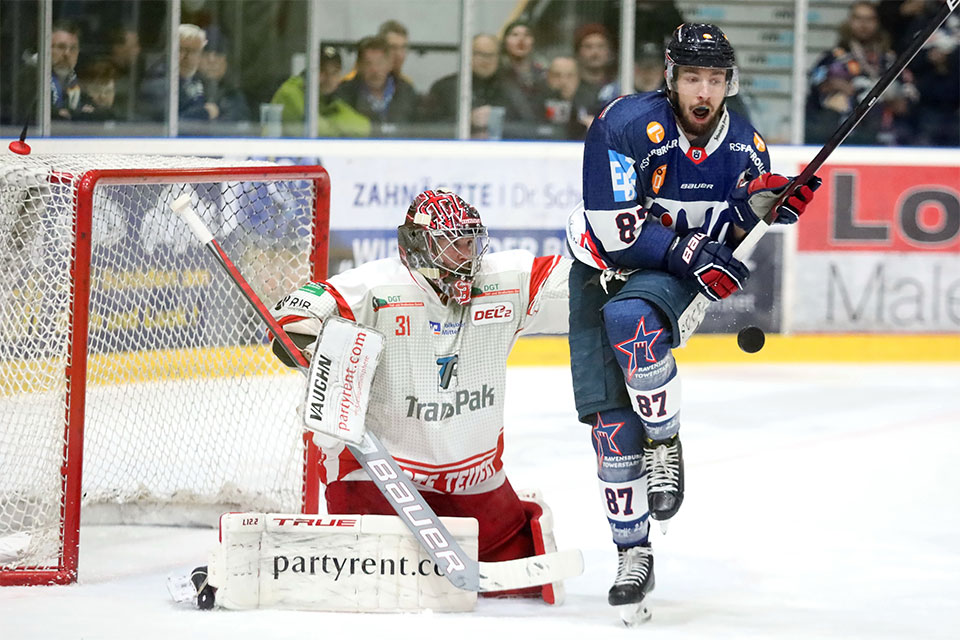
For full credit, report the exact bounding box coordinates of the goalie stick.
[676,0,960,346]
[171,195,583,593]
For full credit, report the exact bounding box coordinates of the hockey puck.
[737,326,765,353]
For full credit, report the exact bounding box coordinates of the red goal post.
[0,154,329,585]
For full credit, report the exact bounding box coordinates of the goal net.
[0,154,329,585]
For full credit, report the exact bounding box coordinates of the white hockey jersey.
[271,250,571,495]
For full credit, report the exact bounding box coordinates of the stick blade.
[478,548,584,592]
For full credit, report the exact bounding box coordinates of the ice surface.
[3,364,959,639]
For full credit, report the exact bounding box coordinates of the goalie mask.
[398,189,489,305]
[665,23,739,97]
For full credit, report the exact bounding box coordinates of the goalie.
[270,188,571,603]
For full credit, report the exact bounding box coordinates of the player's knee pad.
[517,488,565,605]
[602,299,682,441]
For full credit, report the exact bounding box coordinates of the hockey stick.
[171,195,583,593]
[676,0,959,346]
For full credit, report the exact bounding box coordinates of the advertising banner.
[793,164,960,331]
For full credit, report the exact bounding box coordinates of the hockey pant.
[325,477,560,602]
[591,297,682,547]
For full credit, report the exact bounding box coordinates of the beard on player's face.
[676,98,723,138]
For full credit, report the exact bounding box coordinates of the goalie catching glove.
[728,172,822,230]
[666,231,749,302]
[302,317,384,446]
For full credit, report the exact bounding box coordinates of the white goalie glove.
[302,317,384,447]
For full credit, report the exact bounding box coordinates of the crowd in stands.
[10,1,958,146]
[806,0,958,146]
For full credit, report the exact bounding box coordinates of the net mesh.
[0,154,324,577]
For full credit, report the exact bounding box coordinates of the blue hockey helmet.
[665,23,739,96]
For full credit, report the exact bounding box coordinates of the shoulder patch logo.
[646,121,665,144]
[607,149,637,202]
[753,132,766,152]
[652,164,668,195]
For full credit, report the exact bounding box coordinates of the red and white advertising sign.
[798,165,960,253]
[792,164,960,332]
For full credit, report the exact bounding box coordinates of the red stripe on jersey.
[528,255,562,314]
[267,314,310,343]
[395,441,500,472]
[316,280,356,320]
[581,231,610,269]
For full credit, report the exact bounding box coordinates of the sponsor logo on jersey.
[428,321,463,336]
[753,131,766,152]
[638,137,679,172]
[275,294,312,311]
[473,287,520,298]
[471,301,514,325]
[686,146,707,164]
[607,149,637,202]
[651,164,667,194]
[646,121,665,143]
[728,142,767,174]
[405,384,495,421]
[372,296,425,312]
[680,183,714,190]
[430,321,441,335]
[436,354,459,390]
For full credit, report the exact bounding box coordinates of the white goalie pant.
[207,513,479,612]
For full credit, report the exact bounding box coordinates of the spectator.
[498,19,550,135]
[634,1,685,49]
[379,20,414,87]
[907,9,959,146]
[74,59,117,121]
[561,23,616,139]
[421,34,506,138]
[199,28,251,123]
[543,56,580,138]
[574,23,615,98]
[877,0,929,54]
[333,36,419,130]
[270,45,370,137]
[341,20,416,88]
[139,23,219,122]
[16,21,85,121]
[805,0,918,145]
[633,41,665,92]
[105,25,142,119]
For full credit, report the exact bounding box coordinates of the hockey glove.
[728,173,822,230]
[666,231,750,301]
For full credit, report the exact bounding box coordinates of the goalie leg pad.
[326,478,529,560]
[207,512,479,612]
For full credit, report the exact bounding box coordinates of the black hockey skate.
[644,435,684,529]
[608,545,655,626]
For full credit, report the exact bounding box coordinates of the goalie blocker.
[183,490,564,611]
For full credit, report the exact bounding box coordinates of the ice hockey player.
[566,24,821,623]
[271,188,571,603]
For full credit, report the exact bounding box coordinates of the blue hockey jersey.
[567,90,771,270]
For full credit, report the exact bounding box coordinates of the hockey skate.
[608,545,655,626]
[644,435,684,533]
